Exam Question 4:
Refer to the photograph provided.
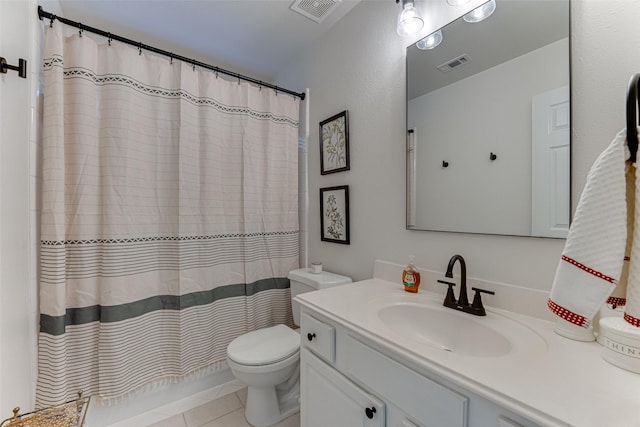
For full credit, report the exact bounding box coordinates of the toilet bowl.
[226,268,352,427]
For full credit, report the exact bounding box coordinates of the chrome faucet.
[437,254,494,316]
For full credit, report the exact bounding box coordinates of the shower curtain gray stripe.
[37,289,294,404]
[37,24,299,405]
[40,277,292,335]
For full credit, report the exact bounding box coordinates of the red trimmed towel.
[549,129,630,329]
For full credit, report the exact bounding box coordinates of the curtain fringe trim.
[94,359,229,406]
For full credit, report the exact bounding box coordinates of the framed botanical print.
[319,110,350,175]
[320,185,350,244]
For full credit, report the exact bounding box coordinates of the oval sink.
[374,298,546,358]
[378,303,510,357]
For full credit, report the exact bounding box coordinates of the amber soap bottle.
[402,256,421,293]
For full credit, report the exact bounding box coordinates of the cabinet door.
[301,348,385,427]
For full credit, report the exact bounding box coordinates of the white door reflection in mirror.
[531,86,570,238]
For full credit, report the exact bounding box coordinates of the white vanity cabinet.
[299,308,540,427]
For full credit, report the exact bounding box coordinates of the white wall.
[0,0,41,414]
[276,0,640,292]
[409,39,569,235]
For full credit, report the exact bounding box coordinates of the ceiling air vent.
[290,0,342,23]
[437,54,472,73]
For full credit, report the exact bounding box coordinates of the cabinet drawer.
[301,348,385,427]
[344,335,468,427]
[300,312,336,363]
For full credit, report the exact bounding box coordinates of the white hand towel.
[549,129,629,328]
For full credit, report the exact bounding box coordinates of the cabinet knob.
[365,406,376,419]
[307,332,316,341]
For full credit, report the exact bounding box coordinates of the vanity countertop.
[296,278,640,427]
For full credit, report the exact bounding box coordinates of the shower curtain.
[36,24,299,406]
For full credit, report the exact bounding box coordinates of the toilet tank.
[287,268,352,326]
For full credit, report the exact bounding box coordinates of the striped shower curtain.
[36,24,299,405]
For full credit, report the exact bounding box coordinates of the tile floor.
[108,380,300,427]
[146,387,300,427]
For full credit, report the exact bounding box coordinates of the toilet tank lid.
[287,268,352,289]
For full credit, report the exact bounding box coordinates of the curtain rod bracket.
[0,57,27,79]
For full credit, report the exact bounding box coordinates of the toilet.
[226,268,352,427]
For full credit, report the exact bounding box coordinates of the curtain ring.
[215,68,219,79]
[78,23,83,37]
[258,81,262,92]
[49,16,55,28]
[169,54,173,65]
[237,77,241,85]
[107,33,112,46]
[192,61,196,72]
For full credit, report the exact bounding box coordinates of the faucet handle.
[470,287,495,316]
[437,279,457,308]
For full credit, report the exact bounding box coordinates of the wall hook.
[442,160,449,168]
[490,152,497,161]
[0,57,27,79]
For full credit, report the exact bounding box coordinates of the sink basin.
[374,297,546,358]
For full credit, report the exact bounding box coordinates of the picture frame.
[319,110,350,175]
[320,185,350,244]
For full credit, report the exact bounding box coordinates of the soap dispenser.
[402,256,421,293]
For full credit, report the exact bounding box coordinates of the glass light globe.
[416,30,443,50]
[463,0,497,23]
[397,2,424,36]
[446,0,472,5]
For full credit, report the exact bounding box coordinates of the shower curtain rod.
[37,6,306,101]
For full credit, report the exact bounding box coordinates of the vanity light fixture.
[396,0,424,36]
[463,0,496,23]
[416,29,443,50]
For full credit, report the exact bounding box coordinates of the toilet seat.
[227,324,300,366]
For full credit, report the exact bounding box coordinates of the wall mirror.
[406,0,570,238]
